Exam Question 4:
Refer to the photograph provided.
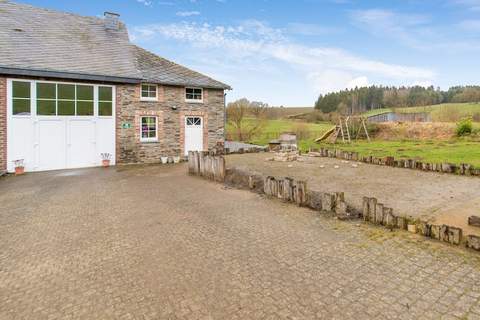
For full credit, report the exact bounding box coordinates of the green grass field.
[227,103,480,166]
[226,118,333,146]
[317,139,480,166]
[364,103,480,122]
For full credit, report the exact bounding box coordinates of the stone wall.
[0,77,6,172]
[116,84,225,164]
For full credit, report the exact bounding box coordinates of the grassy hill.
[364,103,480,122]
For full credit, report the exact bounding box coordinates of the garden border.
[188,151,480,253]
[307,147,480,177]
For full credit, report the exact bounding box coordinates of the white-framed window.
[185,87,203,102]
[140,116,158,142]
[140,84,158,101]
[10,79,114,117]
[11,80,31,115]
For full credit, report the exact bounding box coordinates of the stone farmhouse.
[0,1,230,172]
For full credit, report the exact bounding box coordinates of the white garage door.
[184,116,203,156]
[7,79,115,172]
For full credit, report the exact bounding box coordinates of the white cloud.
[350,8,480,53]
[176,11,201,17]
[350,9,431,49]
[131,20,435,102]
[286,22,341,36]
[136,0,153,6]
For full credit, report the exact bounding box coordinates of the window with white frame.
[12,81,31,115]
[11,80,113,117]
[140,116,158,142]
[185,88,203,102]
[141,84,157,101]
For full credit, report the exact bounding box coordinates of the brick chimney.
[104,12,120,30]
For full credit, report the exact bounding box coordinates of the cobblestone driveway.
[1,164,480,320]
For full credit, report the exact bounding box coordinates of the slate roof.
[133,46,230,89]
[0,1,230,89]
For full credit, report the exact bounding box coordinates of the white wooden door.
[184,116,203,156]
[7,79,115,172]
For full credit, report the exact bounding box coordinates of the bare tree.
[226,98,267,141]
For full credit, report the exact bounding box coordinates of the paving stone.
[1,165,480,319]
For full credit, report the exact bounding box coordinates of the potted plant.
[161,156,169,164]
[13,159,25,175]
[101,153,111,167]
[173,156,181,164]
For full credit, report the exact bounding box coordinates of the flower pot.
[161,156,169,164]
[15,166,24,175]
[102,159,111,167]
[173,156,180,164]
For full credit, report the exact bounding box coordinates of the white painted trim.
[139,115,159,143]
[185,87,203,103]
[6,78,116,172]
[140,83,158,102]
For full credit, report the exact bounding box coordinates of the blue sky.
[21,0,480,106]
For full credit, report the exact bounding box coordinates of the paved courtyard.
[1,164,480,319]
[227,153,480,235]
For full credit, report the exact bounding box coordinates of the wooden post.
[345,117,351,143]
[293,181,307,206]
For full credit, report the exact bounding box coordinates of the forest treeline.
[314,85,480,114]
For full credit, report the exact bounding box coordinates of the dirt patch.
[227,153,480,236]
[375,122,455,140]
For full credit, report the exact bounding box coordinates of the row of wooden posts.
[263,176,307,206]
[309,147,480,176]
[188,151,226,182]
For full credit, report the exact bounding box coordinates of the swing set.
[315,116,370,144]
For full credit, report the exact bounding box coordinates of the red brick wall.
[0,77,6,171]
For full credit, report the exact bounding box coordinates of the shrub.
[456,118,473,136]
[472,112,480,122]
[292,122,310,140]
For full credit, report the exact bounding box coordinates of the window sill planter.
[161,156,169,164]
[173,156,180,164]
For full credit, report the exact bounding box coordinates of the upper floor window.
[141,84,157,101]
[185,88,203,102]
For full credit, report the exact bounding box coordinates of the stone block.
[322,193,335,212]
[225,168,251,189]
[468,216,480,227]
[307,190,322,211]
[466,235,480,251]
[248,174,264,194]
